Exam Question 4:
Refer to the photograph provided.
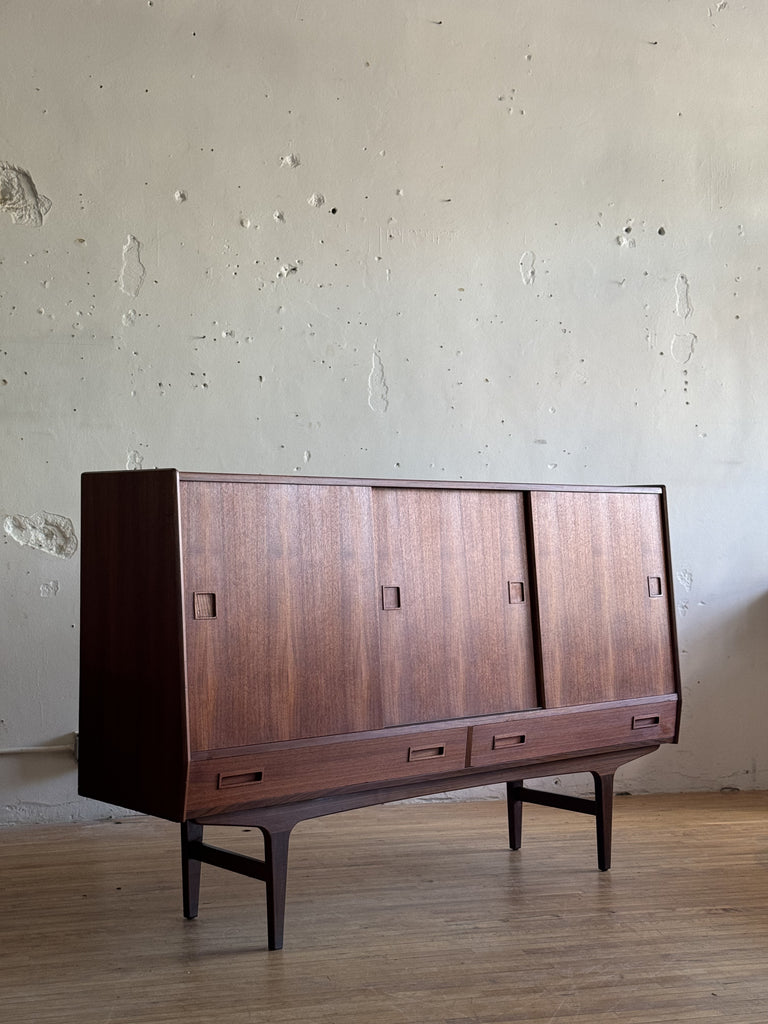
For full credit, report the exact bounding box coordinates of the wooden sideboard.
[78,470,681,949]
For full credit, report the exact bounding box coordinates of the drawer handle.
[408,744,446,762]
[492,733,526,750]
[632,714,660,730]
[217,770,264,789]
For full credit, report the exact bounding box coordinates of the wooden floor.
[2,792,768,1024]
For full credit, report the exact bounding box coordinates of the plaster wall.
[1,1,766,822]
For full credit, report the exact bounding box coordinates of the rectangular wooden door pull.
[381,585,401,610]
[193,592,217,619]
[508,581,525,604]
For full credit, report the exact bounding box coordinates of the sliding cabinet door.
[530,490,677,708]
[181,481,381,750]
[373,488,538,727]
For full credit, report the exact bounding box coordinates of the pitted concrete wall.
[1,1,766,821]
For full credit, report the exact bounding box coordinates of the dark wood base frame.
[181,746,655,950]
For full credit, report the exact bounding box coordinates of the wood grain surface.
[530,490,678,707]
[4,793,766,1023]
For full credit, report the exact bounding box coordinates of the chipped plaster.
[3,512,78,559]
[0,163,52,226]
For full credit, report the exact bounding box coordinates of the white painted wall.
[1,1,766,823]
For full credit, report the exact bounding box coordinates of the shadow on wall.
[423,589,768,800]
[4,596,766,813]
[673,589,768,791]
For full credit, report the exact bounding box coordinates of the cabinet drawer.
[468,698,678,769]
[187,726,469,816]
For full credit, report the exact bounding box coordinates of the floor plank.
[2,792,767,1023]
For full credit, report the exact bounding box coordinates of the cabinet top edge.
[81,469,665,495]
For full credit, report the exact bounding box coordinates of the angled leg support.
[506,771,616,871]
[180,821,293,950]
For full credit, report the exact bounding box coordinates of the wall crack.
[367,343,389,413]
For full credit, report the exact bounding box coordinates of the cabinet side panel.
[531,491,677,707]
[373,488,539,726]
[182,481,382,749]
[78,470,188,820]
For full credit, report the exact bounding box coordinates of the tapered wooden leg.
[506,781,524,850]
[180,821,204,918]
[259,827,291,951]
[591,770,615,872]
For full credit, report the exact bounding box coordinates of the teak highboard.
[78,470,681,949]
